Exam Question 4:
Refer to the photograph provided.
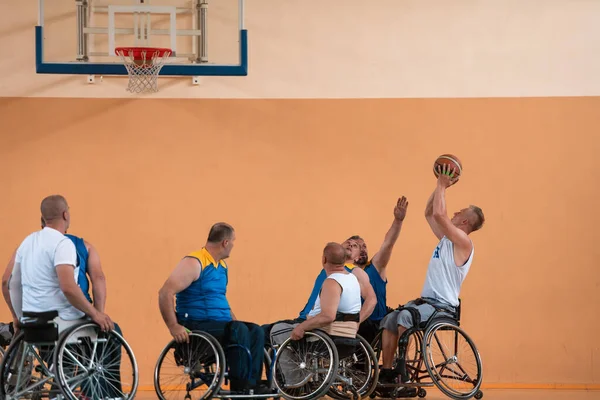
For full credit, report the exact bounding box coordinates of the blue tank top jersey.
[298,263,355,320]
[363,262,388,321]
[65,234,92,303]
[176,248,232,322]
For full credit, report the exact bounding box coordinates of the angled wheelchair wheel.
[154,331,225,400]
[274,330,338,400]
[54,322,139,400]
[403,330,426,383]
[328,334,379,400]
[0,332,58,400]
[422,321,483,400]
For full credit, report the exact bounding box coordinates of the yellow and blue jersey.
[176,248,231,322]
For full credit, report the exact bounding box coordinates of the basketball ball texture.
[433,154,462,178]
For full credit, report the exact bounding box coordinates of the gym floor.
[134,389,600,399]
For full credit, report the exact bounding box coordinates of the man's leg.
[262,318,304,348]
[225,321,259,391]
[380,311,403,372]
[245,323,267,389]
[382,303,439,382]
[358,319,379,346]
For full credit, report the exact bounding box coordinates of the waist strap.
[416,297,456,314]
[335,312,360,322]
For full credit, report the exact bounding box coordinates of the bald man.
[2,195,113,332]
[2,195,127,398]
[270,243,363,384]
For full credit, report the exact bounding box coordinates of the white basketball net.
[116,48,171,93]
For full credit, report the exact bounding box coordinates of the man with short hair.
[379,165,485,389]
[298,196,409,344]
[2,195,113,333]
[158,222,270,394]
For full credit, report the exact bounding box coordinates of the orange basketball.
[433,154,462,178]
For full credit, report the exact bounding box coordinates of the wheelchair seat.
[20,310,59,343]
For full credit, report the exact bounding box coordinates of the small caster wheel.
[474,390,483,399]
[417,388,427,398]
[369,394,377,399]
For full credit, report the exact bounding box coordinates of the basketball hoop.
[115,47,172,93]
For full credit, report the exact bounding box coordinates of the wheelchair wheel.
[273,330,338,400]
[0,332,58,400]
[54,322,139,400]
[155,331,225,400]
[399,329,425,383]
[328,334,379,400]
[422,321,483,400]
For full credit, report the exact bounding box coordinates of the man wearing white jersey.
[3,195,113,333]
[270,242,364,385]
[379,164,485,387]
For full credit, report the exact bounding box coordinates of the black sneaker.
[252,383,276,395]
[379,368,399,384]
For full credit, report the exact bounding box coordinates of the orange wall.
[1,97,599,388]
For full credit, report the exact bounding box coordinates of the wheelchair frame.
[0,316,139,400]
[272,330,379,400]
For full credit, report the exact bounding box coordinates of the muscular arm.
[2,250,18,322]
[370,219,404,278]
[425,190,445,240]
[85,241,107,313]
[432,184,473,265]
[296,280,341,333]
[57,265,100,318]
[158,257,201,330]
[371,197,408,281]
[352,268,376,323]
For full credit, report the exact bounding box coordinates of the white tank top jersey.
[13,227,84,321]
[421,236,474,308]
[308,272,362,318]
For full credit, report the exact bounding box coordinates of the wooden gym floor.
[134,389,600,399]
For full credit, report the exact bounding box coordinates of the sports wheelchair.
[153,328,379,400]
[272,329,379,400]
[0,311,139,400]
[370,299,484,400]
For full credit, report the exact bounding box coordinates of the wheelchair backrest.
[21,310,59,343]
